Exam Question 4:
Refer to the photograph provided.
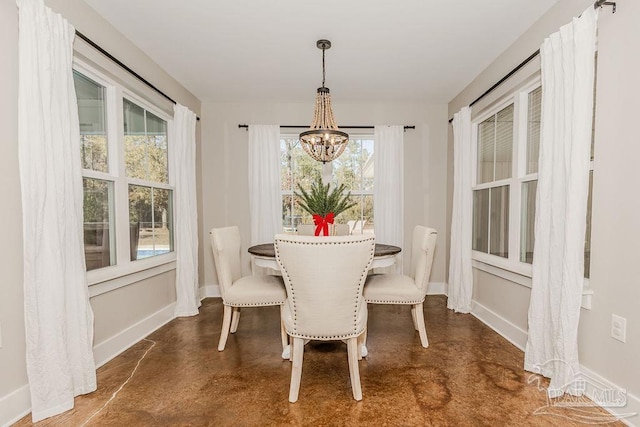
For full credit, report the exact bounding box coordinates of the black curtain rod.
[448,0,615,124]
[75,31,200,121]
[239,124,415,131]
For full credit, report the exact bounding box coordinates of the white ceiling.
[82,0,559,104]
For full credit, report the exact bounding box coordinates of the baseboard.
[427,281,446,295]
[469,299,638,425]
[470,299,528,350]
[578,366,640,426]
[200,283,221,299]
[93,302,176,368]
[0,384,31,427]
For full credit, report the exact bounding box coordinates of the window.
[73,64,174,277]
[472,80,593,278]
[472,104,513,259]
[281,136,374,234]
[123,99,173,259]
[74,71,115,271]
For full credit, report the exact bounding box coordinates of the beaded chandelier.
[300,40,349,164]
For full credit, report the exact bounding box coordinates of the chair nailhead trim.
[364,298,425,304]
[225,301,285,307]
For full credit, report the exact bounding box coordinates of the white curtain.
[248,125,282,245]
[17,0,96,421]
[524,6,598,398]
[447,107,473,314]
[171,104,199,316]
[374,125,404,272]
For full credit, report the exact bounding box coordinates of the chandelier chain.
[322,47,326,88]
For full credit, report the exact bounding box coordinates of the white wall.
[200,101,449,289]
[0,0,27,404]
[447,0,640,416]
[0,0,201,423]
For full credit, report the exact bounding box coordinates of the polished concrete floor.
[16,296,623,426]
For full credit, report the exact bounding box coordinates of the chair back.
[275,234,375,339]
[297,223,350,236]
[210,226,243,299]
[409,226,437,294]
[296,224,315,235]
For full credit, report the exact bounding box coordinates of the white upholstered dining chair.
[210,226,287,352]
[274,234,375,402]
[297,223,350,236]
[363,226,437,348]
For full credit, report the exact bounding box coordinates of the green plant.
[295,177,356,218]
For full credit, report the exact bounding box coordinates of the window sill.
[472,256,593,310]
[87,252,177,298]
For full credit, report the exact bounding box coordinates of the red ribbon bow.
[312,212,335,236]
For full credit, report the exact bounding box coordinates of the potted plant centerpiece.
[295,177,356,236]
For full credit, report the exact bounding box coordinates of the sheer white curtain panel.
[374,125,404,272]
[524,6,598,398]
[171,104,200,316]
[248,125,282,245]
[447,107,473,313]
[17,0,96,421]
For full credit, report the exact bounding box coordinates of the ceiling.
[82,0,560,104]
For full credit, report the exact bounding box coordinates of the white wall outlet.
[611,314,627,343]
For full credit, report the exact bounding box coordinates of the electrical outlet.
[611,314,627,343]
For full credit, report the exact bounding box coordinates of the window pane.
[83,178,114,270]
[473,189,489,252]
[361,139,374,192]
[74,71,108,172]
[124,99,168,183]
[526,87,542,174]
[520,180,537,263]
[489,186,509,258]
[333,140,358,190]
[282,194,300,232]
[494,105,513,181]
[129,185,173,260]
[477,117,495,184]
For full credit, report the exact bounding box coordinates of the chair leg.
[410,305,419,331]
[414,303,429,348]
[358,329,368,359]
[230,307,241,333]
[218,305,233,351]
[281,323,289,348]
[347,337,363,401]
[289,337,305,403]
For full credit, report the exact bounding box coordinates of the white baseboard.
[579,366,640,426]
[469,299,638,425]
[470,299,528,350]
[427,281,446,295]
[93,302,176,368]
[200,283,221,299]
[0,384,31,427]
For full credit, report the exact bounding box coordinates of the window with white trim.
[472,79,593,278]
[281,136,374,234]
[73,65,174,275]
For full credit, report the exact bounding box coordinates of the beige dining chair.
[210,226,288,352]
[297,223,350,236]
[274,234,375,402]
[363,226,437,348]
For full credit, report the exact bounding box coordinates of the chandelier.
[300,40,349,164]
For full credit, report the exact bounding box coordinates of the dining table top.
[248,242,402,258]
